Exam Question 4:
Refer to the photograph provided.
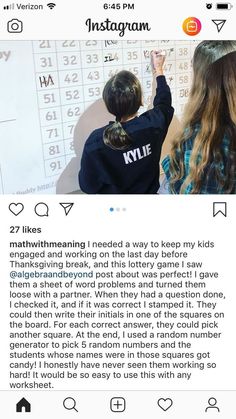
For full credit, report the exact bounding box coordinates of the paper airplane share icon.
[212,19,226,32]
[59,203,74,216]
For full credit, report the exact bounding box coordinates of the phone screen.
[0,1,235,417]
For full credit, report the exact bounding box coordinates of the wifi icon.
[47,3,56,9]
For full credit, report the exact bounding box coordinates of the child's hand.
[151,50,166,76]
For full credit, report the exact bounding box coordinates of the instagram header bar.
[0,0,235,39]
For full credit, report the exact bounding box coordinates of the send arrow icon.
[59,202,74,216]
[212,19,226,32]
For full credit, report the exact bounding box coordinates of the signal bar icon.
[47,3,56,9]
[3,3,14,9]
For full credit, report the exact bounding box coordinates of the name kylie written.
[123,144,151,165]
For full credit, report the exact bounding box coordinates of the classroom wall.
[0,40,198,194]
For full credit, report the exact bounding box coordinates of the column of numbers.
[102,40,123,81]
[140,41,158,110]
[56,40,84,164]
[32,40,66,177]
[122,41,145,111]
[80,41,104,111]
[141,40,158,110]
[175,41,192,116]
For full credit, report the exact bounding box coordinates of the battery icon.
[216,2,233,9]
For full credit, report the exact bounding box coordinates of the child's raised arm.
[151,50,166,77]
[138,50,173,131]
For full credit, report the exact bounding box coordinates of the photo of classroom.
[0,40,235,194]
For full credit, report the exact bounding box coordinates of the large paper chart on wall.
[0,40,198,194]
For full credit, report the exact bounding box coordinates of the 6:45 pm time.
[103,3,135,10]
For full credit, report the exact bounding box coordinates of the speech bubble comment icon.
[9,203,24,216]
[34,202,49,217]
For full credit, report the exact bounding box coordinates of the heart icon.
[9,203,24,216]
[157,398,173,411]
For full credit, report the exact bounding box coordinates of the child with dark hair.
[79,50,174,194]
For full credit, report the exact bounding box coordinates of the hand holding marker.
[151,50,166,76]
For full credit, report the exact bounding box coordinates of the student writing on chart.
[79,50,174,194]
[162,41,236,194]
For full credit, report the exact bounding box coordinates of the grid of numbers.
[32,40,198,179]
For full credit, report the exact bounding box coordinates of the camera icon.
[7,19,23,33]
